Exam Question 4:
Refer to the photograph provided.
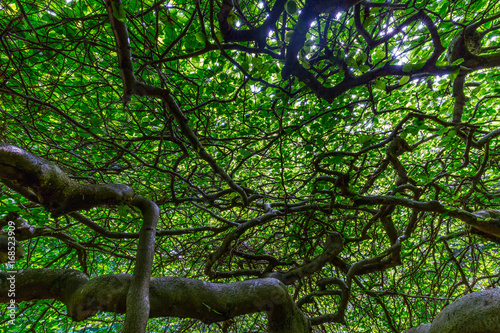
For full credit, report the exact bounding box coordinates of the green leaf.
[159,14,175,26]
[112,1,127,22]
[450,68,460,80]
[241,149,252,157]
[402,62,426,73]
[285,0,298,15]
[299,49,307,61]
[374,48,385,60]
[241,61,250,72]
[399,76,410,85]
[338,69,345,79]
[412,62,426,71]
[358,134,374,144]
[251,57,263,68]
[363,16,376,29]
[304,39,315,47]
[373,80,386,90]
[118,205,130,217]
[357,53,367,66]
[195,32,207,44]
[346,56,358,69]
[227,11,237,25]
[330,155,344,164]
[402,64,413,73]
[91,127,105,135]
[215,31,224,43]
[451,58,464,66]
[359,65,370,73]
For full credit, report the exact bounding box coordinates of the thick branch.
[286,7,445,102]
[282,0,362,78]
[105,0,137,102]
[452,74,467,123]
[123,196,159,333]
[0,143,133,216]
[0,269,311,333]
[293,63,451,103]
[0,142,160,332]
[217,0,287,46]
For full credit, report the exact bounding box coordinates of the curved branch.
[69,212,227,238]
[299,277,349,326]
[105,0,137,103]
[122,196,159,332]
[452,73,467,123]
[282,0,362,78]
[217,0,287,46]
[104,1,248,205]
[354,195,500,238]
[204,207,285,278]
[0,143,161,332]
[265,232,344,285]
[0,143,133,216]
[0,269,312,333]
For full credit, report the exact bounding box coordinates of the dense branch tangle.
[1,0,500,332]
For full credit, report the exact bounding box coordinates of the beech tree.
[1,0,500,332]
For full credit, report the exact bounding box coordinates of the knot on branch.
[386,136,412,157]
[68,274,130,321]
[447,28,484,64]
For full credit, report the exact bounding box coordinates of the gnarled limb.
[427,289,500,333]
[0,269,312,333]
[218,0,287,47]
[300,277,349,326]
[282,0,362,79]
[0,143,159,333]
[123,196,159,333]
[404,289,500,333]
[0,143,133,216]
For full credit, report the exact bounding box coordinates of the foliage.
[1,0,500,331]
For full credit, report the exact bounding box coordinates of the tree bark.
[0,269,311,333]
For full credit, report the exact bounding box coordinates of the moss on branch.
[0,143,133,216]
[0,269,311,333]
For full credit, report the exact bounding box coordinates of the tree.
[1,0,500,331]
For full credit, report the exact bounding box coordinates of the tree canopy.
[1,0,500,331]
